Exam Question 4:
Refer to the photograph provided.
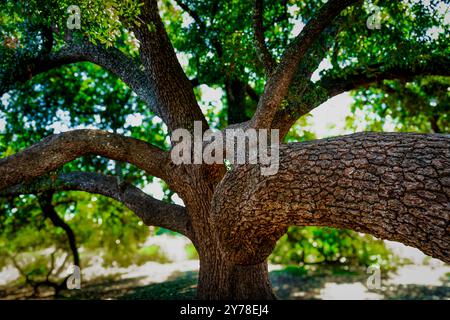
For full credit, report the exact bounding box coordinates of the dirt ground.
[0,237,448,300]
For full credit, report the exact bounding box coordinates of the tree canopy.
[0,0,449,299]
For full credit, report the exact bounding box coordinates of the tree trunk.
[225,78,251,125]
[179,186,276,300]
[197,251,275,300]
[212,132,450,265]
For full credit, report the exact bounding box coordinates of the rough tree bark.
[212,133,450,265]
[1,0,449,300]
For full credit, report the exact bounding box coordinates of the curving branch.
[318,56,450,98]
[250,0,358,129]
[0,41,160,117]
[266,21,342,136]
[212,132,450,264]
[38,191,80,267]
[0,129,171,191]
[253,0,276,75]
[132,0,207,132]
[174,0,204,28]
[272,55,450,138]
[1,171,192,238]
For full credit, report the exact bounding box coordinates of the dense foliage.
[0,0,448,295]
[270,226,393,270]
[350,76,449,133]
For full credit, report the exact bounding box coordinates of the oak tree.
[0,0,449,299]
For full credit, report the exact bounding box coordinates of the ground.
[0,236,448,300]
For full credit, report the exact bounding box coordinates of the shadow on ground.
[105,268,450,300]
[120,271,198,300]
[2,267,448,300]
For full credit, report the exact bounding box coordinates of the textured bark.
[133,0,208,132]
[318,56,450,99]
[196,245,274,299]
[212,132,450,264]
[0,42,158,115]
[253,0,276,75]
[250,0,358,129]
[1,172,192,238]
[0,129,171,190]
[2,0,450,301]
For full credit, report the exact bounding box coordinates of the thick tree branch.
[250,0,358,129]
[174,0,254,128]
[271,83,328,138]
[0,129,171,190]
[273,55,450,138]
[253,0,276,75]
[212,132,450,264]
[318,56,450,98]
[132,0,207,132]
[0,42,159,116]
[1,172,192,238]
[266,21,343,136]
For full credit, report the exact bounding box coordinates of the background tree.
[350,76,449,133]
[0,0,449,299]
[0,61,160,295]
